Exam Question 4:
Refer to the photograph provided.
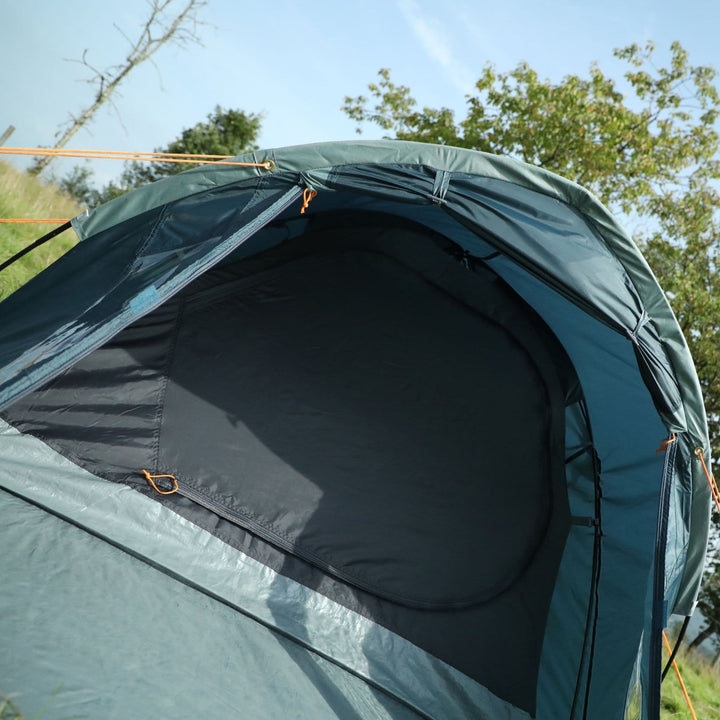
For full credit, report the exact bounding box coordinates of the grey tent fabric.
[0,140,710,720]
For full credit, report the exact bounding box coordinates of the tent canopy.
[0,140,710,720]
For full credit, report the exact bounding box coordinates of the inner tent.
[2,208,580,714]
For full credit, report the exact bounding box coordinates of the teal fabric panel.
[69,139,706,454]
[0,138,709,699]
[489,257,666,720]
[317,163,683,427]
[71,140,578,241]
[536,401,597,719]
[663,435,694,613]
[0,489,423,720]
[2,213,574,713]
[301,153,710,612]
[2,140,710,612]
[297,156,706,619]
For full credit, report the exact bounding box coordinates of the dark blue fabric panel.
[321,166,681,424]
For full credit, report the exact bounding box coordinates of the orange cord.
[0,218,71,223]
[141,469,178,495]
[0,148,274,222]
[3,147,236,159]
[662,631,698,720]
[0,147,274,169]
[300,188,317,214]
[696,447,720,515]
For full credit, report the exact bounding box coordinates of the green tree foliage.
[118,105,263,189]
[343,43,720,471]
[688,549,720,653]
[345,44,720,654]
[62,106,262,206]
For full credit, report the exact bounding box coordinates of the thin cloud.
[395,0,475,94]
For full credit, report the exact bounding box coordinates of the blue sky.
[2,0,720,184]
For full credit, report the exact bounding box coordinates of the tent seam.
[151,297,186,474]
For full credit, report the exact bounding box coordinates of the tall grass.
[661,647,720,719]
[0,161,81,299]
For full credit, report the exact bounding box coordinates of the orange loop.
[696,447,720,515]
[300,188,318,214]
[656,433,677,454]
[662,631,698,720]
[141,469,178,495]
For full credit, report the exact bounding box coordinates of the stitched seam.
[151,298,186,472]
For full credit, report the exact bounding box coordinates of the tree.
[344,43,720,649]
[32,0,208,175]
[61,106,262,206]
[116,105,263,189]
[342,42,720,468]
[687,550,720,653]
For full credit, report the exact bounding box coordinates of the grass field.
[660,646,720,719]
[0,160,80,299]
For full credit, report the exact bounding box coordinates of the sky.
[2,0,720,185]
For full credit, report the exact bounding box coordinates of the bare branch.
[112,21,136,49]
[32,0,208,174]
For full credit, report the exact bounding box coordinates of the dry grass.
[0,161,81,300]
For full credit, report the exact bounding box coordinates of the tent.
[0,140,711,720]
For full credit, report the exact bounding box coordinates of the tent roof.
[72,139,708,449]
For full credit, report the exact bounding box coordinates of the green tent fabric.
[0,140,711,720]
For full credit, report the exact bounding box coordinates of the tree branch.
[32,0,208,175]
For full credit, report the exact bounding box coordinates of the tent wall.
[491,258,669,718]
[0,140,711,720]
[3,215,578,714]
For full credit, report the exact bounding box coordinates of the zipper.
[141,469,425,608]
[647,434,678,720]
